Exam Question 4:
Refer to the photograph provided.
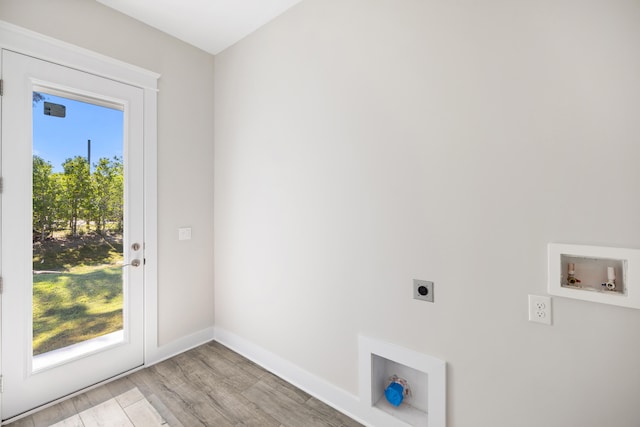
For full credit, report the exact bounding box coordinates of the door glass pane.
[32,90,125,358]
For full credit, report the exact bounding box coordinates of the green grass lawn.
[32,234,124,356]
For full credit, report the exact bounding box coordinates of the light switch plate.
[178,227,192,240]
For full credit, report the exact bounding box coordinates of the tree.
[33,156,55,241]
[49,173,65,231]
[61,156,91,237]
[111,159,124,232]
[33,92,46,105]
[91,157,123,234]
[32,154,124,239]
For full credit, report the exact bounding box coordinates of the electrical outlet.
[413,279,434,302]
[528,295,552,325]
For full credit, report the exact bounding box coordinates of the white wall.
[214,1,640,426]
[0,0,216,347]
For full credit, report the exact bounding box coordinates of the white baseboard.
[146,326,215,366]
[213,327,377,426]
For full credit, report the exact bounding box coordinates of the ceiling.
[96,0,303,55]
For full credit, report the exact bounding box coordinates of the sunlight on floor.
[50,387,166,427]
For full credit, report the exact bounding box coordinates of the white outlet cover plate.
[528,294,552,325]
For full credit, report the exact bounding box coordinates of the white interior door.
[1,50,145,420]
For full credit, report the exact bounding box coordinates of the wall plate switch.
[178,227,192,241]
[413,279,434,302]
[528,295,552,325]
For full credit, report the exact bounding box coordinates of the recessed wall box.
[548,243,640,309]
[359,336,446,427]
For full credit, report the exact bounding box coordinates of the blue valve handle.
[384,382,405,407]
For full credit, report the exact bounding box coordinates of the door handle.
[122,259,141,268]
[123,243,143,267]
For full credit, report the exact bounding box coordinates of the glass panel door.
[2,49,145,420]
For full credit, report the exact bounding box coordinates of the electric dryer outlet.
[413,279,434,302]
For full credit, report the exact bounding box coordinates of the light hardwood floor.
[8,341,363,427]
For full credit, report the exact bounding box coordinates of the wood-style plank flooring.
[8,341,363,427]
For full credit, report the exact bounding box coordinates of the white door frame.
[0,20,160,420]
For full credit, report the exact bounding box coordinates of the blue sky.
[33,92,123,172]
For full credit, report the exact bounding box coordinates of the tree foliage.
[33,155,124,240]
[91,157,123,234]
[33,156,57,241]
[62,156,91,236]
[33,92,46,106]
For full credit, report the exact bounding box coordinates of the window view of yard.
[33,234,123,355]
[32,92,125,356]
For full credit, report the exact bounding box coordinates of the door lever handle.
[122,259,141,268]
